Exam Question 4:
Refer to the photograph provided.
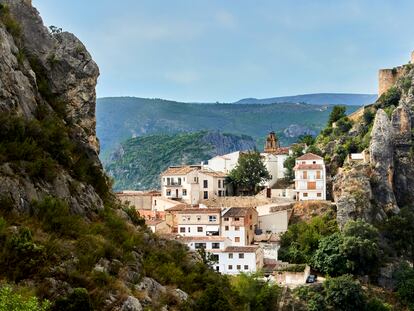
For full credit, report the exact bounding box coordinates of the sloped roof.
[294,164,323,170]
[224,246,259,253]
[177,208,221,214]
[222,207,253,218]
[199,169,227,178]
[161,165,200,176]
[296,153,323,160]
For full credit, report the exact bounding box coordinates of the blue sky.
[33,0,414,102]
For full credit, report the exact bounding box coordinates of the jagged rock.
[135,277,166,299]
[173,289,189,302]
[120,296,143,311]
[369,109,399,214]
[333,163,375,228]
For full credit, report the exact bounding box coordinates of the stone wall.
[378,67,405,96]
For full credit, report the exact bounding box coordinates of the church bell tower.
[264,131,279,153]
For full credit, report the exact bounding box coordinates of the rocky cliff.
[0,0,105,214]
[330,57,414,227]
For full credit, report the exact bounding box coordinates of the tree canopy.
[228,151,270,195]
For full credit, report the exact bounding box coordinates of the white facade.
[219,246,264,275]
[260,153,288,188]
[177,209,222,237]
[161,166,227,205]
[257,209,289,234]
[294,153,326,201]
[206,151,240,173]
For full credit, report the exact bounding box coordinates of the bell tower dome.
[264,131,279,153]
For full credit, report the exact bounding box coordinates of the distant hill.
[105,131,256,190]
[96,97,360,160]
[235,93,377,106]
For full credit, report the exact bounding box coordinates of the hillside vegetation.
[96,97,361,160]
[105,131,255,190]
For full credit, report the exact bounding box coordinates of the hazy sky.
[33,0,414,102]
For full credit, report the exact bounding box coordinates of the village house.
[206,151,241,173]
[220,246,264,274]
[293,153,326,200]
[221,207,258,246]
[177,208,222,236]
[146,219,169,234]
[160,166,227,205]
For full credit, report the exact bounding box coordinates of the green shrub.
[0,284,50,311]
[376,87,401,109]
[0,4,22,38]
[53,288,92,311]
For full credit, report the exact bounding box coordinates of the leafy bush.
[53,288,92,311]
[394,263,414,310]
[328,105,347,126]
[0,284,50,311]
[376,87,401,109]
[323,275,365,311]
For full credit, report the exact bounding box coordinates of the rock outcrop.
[0,0,105,214]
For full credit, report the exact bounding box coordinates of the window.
[237,265,241,270]
[307,181,316,190]
[235,226,240,231]
[187,227,191,233]
[303,171,307,179]
[209,215,217,222]
[211,254,219,262]
[228,253,233,259]
[178,177,182,185]
[182,216,187,221]
[250,214,252,219]
[166,189,171,196]
[180,227,185,233]
[204,191,208,199]
[225,225,229,231]
[239,253,244,259]
[302,161,306,164]
[244,265,248,270]
[313,161,316,164]
[218,180,221,188]
[182,189,187,196]
[218,190,222,197]
[195,243,206,249]
[203,180,208,188]
[228,265,233,270]
[250,225,252,230]
[224,217,229,221]
[154,200,157,206]
[167,177,171,185]
[235,237,240,243]
[317,193,322,197]
[196,215,201,221]
[194,177,198,182]
[303,193,308,197]
[234,217,239,221]
[316,171,321,179]
[197,227,203,232]
[212,243,220,249]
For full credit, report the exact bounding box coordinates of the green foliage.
[328,105,347,126]
[312,220,380,276]
[376,87,401,109]
[323,275,365,311]
[334,117,352,135]
[231,273,280,311]
[0,284,50,311]
[0,227,46,281]
[229,151,270,195]
[401,76,412,93]
[394,263,414,310]
[312,232,347,276]
[283,144,305,182]
[279,215,338,264]
[0,4,22,38]
[297,134,316,146]
[53,288,92,311]
[363,108,376,125]
[365,298,392,311]
[382,206,414,266]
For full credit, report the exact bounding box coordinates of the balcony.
[164,182,182,187]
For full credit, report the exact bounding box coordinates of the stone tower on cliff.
[264,131,279,153]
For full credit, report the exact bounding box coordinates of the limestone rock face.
[0,0,104,214]
[121,296,143,311]
[369,109,399,214]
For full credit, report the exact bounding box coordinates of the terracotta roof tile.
[296,153,323,161]
[177,208,221,214]
[294,164,323,170]
[224,246,259,253]
[199,169,227,178]
[162,165,200,176]
[222,207,253,217]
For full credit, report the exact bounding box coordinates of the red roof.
[224,246,259,253]
[294,164,323,170]
[276,147,290,155]
[296,153,323,161]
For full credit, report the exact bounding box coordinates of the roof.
[165,203,189,212]
[294,164,323,170]
[146,219,165,226]
[275,147,290,155]
[222,207,253,218]
[199,169,227,178]
[116,191,161,197]
[296,153,323,161]
[178,236,228,242]
[177,208,221,214]
[161,165,200,176]
[224,246,259,253]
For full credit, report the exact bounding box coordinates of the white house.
[293,153,326,201]
[219,246,264,275]
[206,151,241,173]
[221,207,258,246]
[177,208,222,236]
[160,166,227,205]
